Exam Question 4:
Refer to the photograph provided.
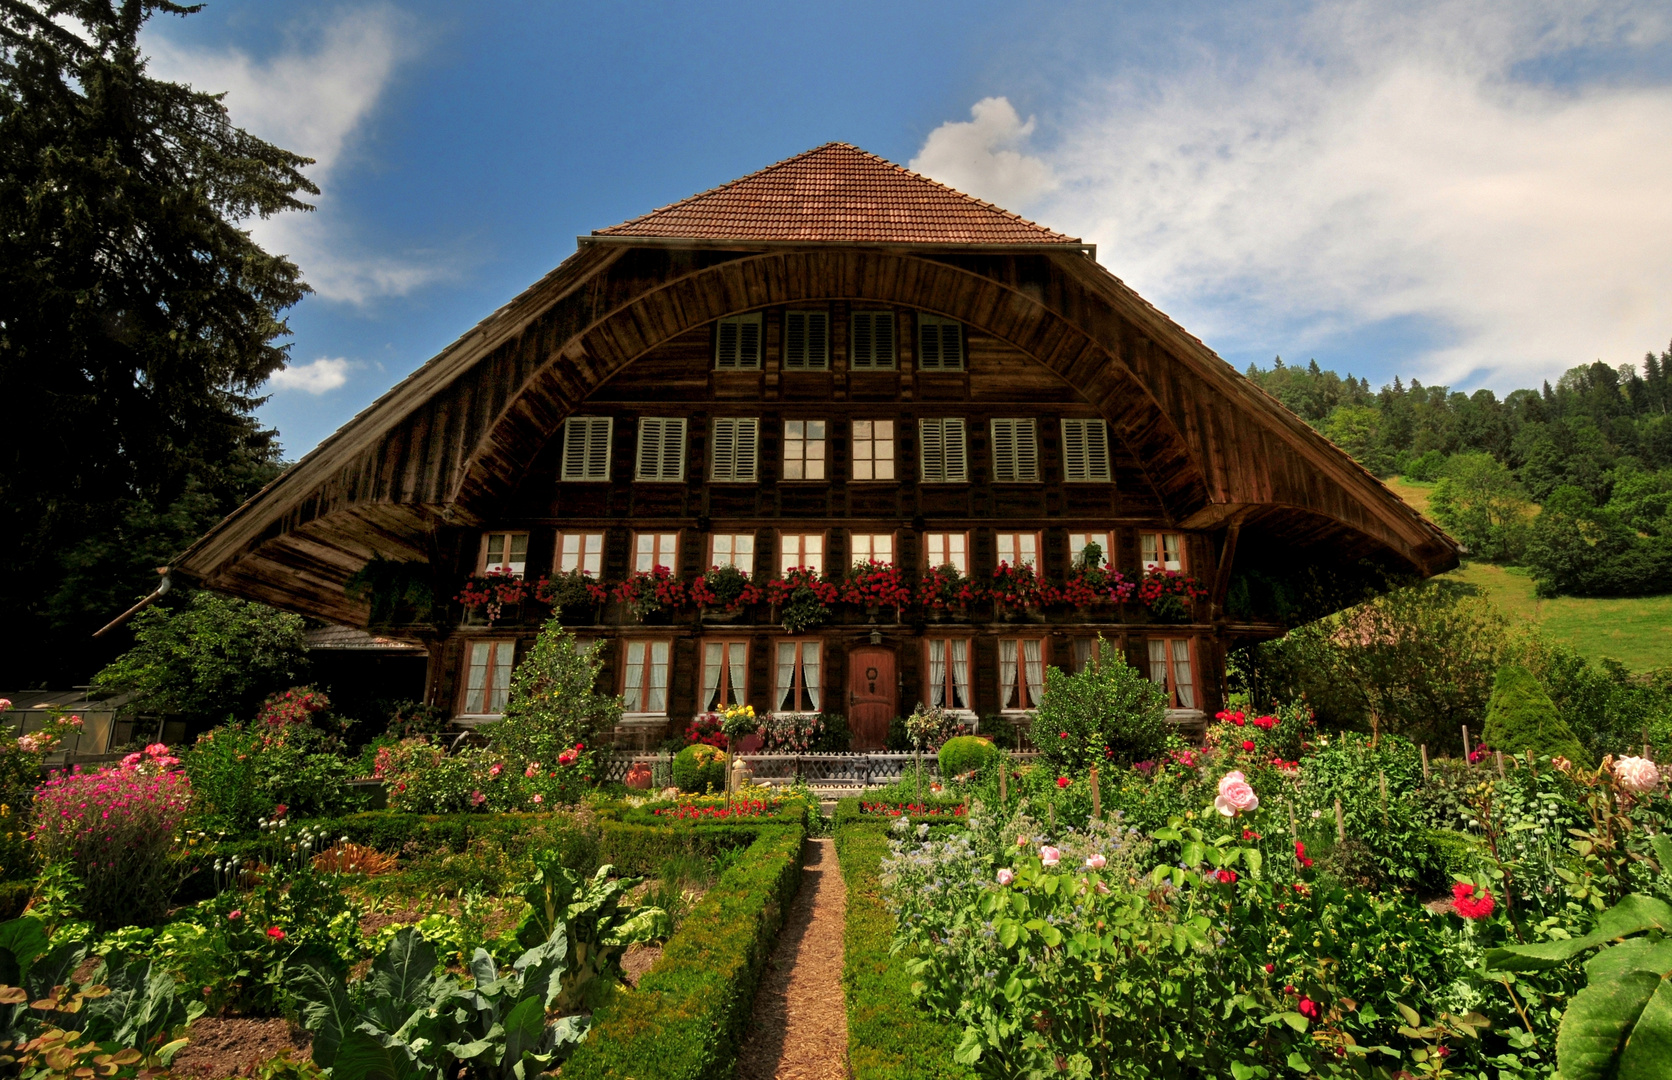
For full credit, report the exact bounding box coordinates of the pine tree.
[1480,664,1589,766]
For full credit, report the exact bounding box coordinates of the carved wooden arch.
[451,248,1210,516]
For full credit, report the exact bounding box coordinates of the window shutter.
[735,418,758,479]
[942,418,967,481]
[715,315,761,370]
[711,419,735,480]
[637,418,687,481]
[919,418,944,481]
[563,417,612,481]
[785,311,828,369]
[713,418,757,481]
[918,316,963,371]
[991,419,1017,481]
[1061,420,1111,481]
[851,312,895,369]
[1014,419,1037,481]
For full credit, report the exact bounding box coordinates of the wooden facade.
[174,145,1459,747]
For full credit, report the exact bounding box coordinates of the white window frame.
[849,532,894,566]
[783,310,829,370]
[701,640,750,712]
[621,639,673,716]
[998,637,1048,711]
[1140,532,1187,573]
[919,418,968,483]
[715,314,763,370]
[990,418,1039,483]
[708,533,756,572]
[782,419,827,481]
[460,640,516,717]
[561,416,613,482]
[555,531,604,577]
[711,417,760,482]
[773,639,823,713]
[851,419,895,481]
[779,532,825,575]
[633,532,680,573]
[995,532,1040,570]
[923,532,968,575]
[479,532,529,577]
[917,314,964,371]
[849,311,896,370]
[1061,419,1112,482]
[635,417,688,482]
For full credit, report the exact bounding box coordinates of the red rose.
[1216,869,1238,884]
[1056,776,1071,789]
[1298,997,1321,1020]
[266,927,286,941]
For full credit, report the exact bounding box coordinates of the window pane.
[466,642,490,714]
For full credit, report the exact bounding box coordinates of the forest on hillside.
[1244,342,1672,598]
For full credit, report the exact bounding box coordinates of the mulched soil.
[619,942,661,987]
[169,1017,311,1079]
[736,838,848,1080]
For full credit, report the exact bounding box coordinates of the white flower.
[1615,756,1662,794]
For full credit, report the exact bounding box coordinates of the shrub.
[937,735,996,778]
[492,618,621,764]
[1481,663,1590,765]
[32,745,191,928]
[1031,654,1168,772]
[184,719,359,833]
[672,744,727,794]
[90,593,308,725]
[375,741,595,814]
[757,710,827,752]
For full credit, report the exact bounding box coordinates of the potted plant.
[689,563,762,621]
[610,566,688,622]
[718,703,759,805]
[455,568,532,625]
[1137,568,1206,623]
[1059,562,1135,611]
[989,562,1048,620]
[535,569,607,622]
[841,560,911,622]
[765,567,840,633]
[916,563,976,619]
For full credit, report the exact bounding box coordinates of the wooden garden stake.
[1091,767,1102,820]
[1288,800,1298,839]
[1527,749,1536,777]
[1496,751,1505,778]
[1334,798,1345,843]
[999,763,1008,804]
[1421,744,1429,780]
[1049,799,1056,834]
[1379,771,1388,830]
[1462,725,1471,761]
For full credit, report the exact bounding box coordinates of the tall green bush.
[1031,653,1168,772]
[492,619,621,763]
[937,735,996,778]
[1480,663,1589,765]
[672,744,727,794]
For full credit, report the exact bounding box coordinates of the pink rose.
[1214,770,1260,816]
[1039,845,1061,867]
[532,794,543,804]
[1614,756,1661,794]
[1085,853,1107,870]
[996,867,1015,885]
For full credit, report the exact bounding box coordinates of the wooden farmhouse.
[175,144,1459,749]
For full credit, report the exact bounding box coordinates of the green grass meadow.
[1383,475,1672,670]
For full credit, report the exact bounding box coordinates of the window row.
[482,529,1188,577]
[713,311,965,372]
[459,635,1199,717]
[560,416,1112,483]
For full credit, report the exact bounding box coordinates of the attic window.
[561,416,613,482]
[917,315,964,371]
[784,311,829,370]
[1061,419,1111,482]
[990,419,1039,482]
[850,311,896,370]
[711,418,760,482]
[715,315,762,370]
[635,418,687,482]
[919,418,967,483]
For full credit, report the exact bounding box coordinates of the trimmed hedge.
[563,823,805,1078]
[837,815,974,1080]
[595,798,809,874]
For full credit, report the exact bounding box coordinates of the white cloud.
[269,356,352,395]
[910,97,1058,209]
[921,1,1672,389]
[142,6,440,304]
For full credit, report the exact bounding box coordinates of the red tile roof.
[595,143,1080,245]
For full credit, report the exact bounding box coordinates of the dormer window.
[480,532,528,577]
[715,314,762,370]
[917,315,964,371]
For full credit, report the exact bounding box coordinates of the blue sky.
[142,1,1672,459]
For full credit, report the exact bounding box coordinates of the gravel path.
[737,837,849,1080]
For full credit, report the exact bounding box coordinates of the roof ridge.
[594,142,1079,244]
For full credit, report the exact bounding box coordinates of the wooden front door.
[848,647,896,750]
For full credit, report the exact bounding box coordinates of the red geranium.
[1452,882,1495,919]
